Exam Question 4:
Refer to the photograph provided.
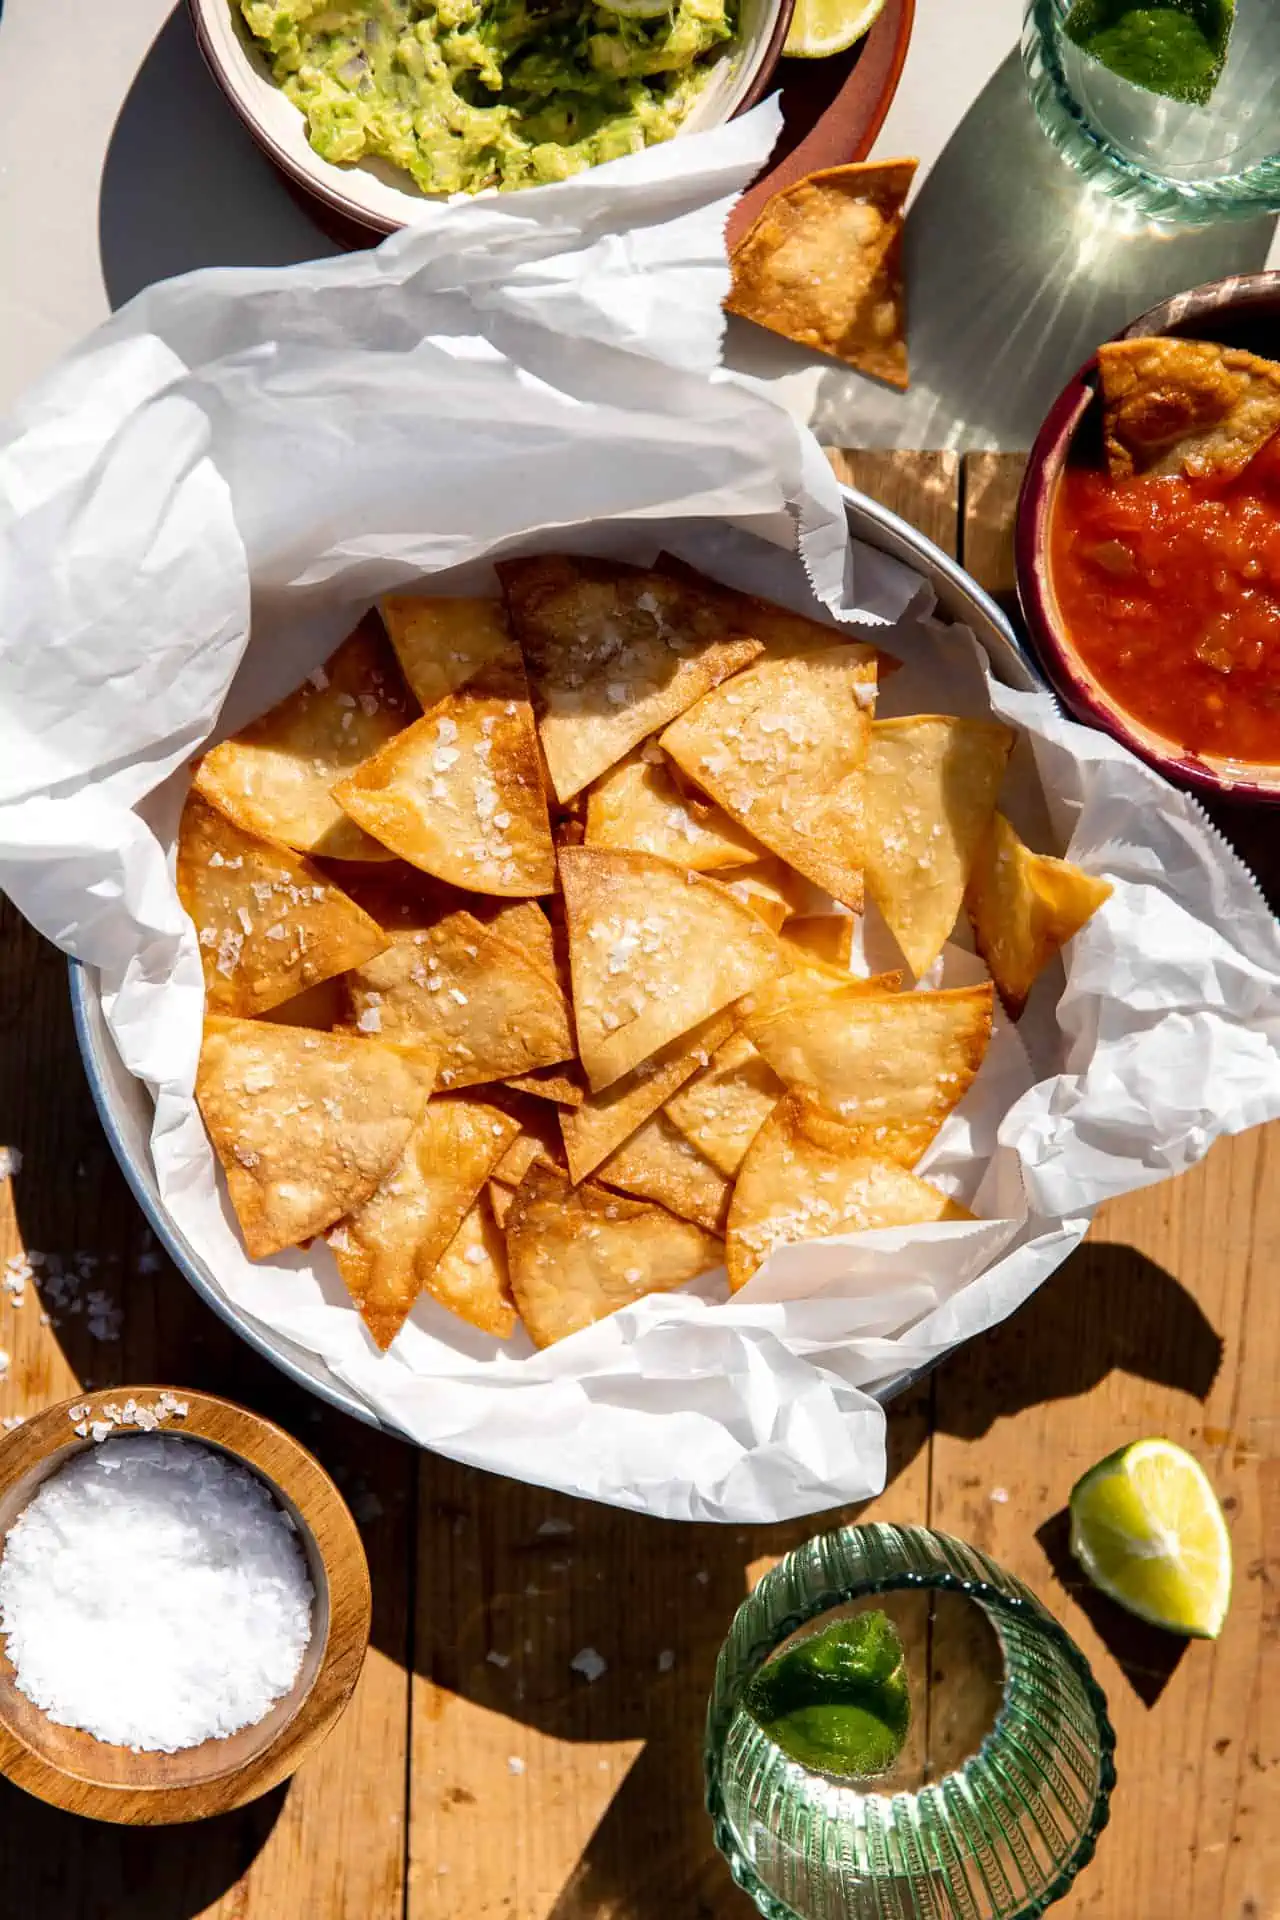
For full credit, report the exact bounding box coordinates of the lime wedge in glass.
[1062,1,1235,107]
[784,0,886,61]
[1069,1438,1232,1638]
[743,1608,911,1777]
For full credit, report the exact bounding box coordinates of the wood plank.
[406,448,960,1920]
[956,452,1280,1918]
[959,451,1021,624]
[828,447,959,555]
[0,898,414,1917]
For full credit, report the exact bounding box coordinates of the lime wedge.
[784,0,886,61]
[743,1609,911,1777]
[1069,1438,1232,1638]
[1063,2,1235,107]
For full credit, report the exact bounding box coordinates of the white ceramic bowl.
[69,490,1039,1434]
[188,0,797,236]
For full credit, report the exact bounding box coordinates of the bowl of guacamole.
[190,0,794,225]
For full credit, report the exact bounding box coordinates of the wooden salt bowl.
[0,1387,371,1824]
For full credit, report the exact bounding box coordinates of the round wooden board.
[0,1388,372,1825]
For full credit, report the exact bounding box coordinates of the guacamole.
[239,0,737,196]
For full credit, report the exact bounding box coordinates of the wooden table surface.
[0,451,1275,1920]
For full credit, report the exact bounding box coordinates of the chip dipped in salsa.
[1050,335,1280,767]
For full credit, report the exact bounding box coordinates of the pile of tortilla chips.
[184,553,1111,1355]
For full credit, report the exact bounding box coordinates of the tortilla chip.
[966,813,1112,1016]
[744,981,993,1128]
[661,647,876,909]
[488,898,559,982]
[196,1017,437,1259]
[328,1096,519,1348]
[1097,336,1280,481]
[425,1191,517,1340]
[193,618,413,861]
[726,1094,969,1292]
[781,915,855,972]
[664,1031,784,1177]
[339,909,573,1090]
[597,1112,730,1232]
[585,745,761,871]
[656,555,903,678]
[558,1011,736,1184]
[487,1179,514,1227]
[505,1164,721,1349]
[380,596,512,707]
[498,554,763,802]
[267,977,346,1030]
[504,1064,586,1107]
[739,963,900,1025]
[727,160,917,389]
[334,646,554,895]
[486,1089,570,1185]
[789,1100,941,1171]
[863,716,1014,977]
[718,856,822,930]
[558,847,785,1090]
[177,793,387,1018]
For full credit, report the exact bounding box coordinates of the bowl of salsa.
[1016,272,1280,800]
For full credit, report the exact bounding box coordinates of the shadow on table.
[929,1238,1223,1438]
[97,4,343,312]
[799,45,1278,452]
[0,1781,286,1920]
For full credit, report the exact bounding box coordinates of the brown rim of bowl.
[1015,276,1280,805]
[188,0,799,240]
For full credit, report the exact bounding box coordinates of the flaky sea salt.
[0,1436,314,1752]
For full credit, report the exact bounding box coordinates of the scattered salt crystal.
[0,1148,21,1180]
[507,1756,526,1774]
[463,1245,486,1267]
[0,1436,313,1752]
[989,1486,1009,1504]
[536,1517,574,1537]
[694,1569,710,1586]
[570,1647,607,1683]
[0,1352,8,1378]
[2,1415,24,1432]
[307,666,330,691]
[486,1650,511,1669]
[356,1007,382,1034]
[657,1649,675,1673]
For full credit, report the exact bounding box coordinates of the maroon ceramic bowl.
[1016,271,1280,802]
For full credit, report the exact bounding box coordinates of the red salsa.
[1050,430,1280,762]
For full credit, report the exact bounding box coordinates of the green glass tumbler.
[705,1523,1115,1920]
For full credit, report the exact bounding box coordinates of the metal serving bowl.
[68,489,1039,1435]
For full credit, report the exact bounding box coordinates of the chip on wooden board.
[1097,337,1280,482]
[558,1010,736,1184]
[664,1031,784,1177]
[193,618,412,861]
[726,1094,970,1292]
[339,910,573,1090]
[585,746,761,872]
[196,1017,437,1259]
[597,1111,731,1232]
[727,160,916,389]
[327,1095,519,1348]
[966,813,1112,1016]
[504,1165,722,1349]
[177,792,388,1017]
[424,1191,517,1340]
[863,715,1014,977]
[380,595,513,708]
[745,981,993,1127]
[498,554,764,802]
[334,648,555,896]
[558,847,785,1091]
[661,647,877,909]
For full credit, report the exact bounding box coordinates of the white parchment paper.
[2,109,1279,1521]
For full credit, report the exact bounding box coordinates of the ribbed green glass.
[705,1524,1115,1920]
[1023,0,1280,223]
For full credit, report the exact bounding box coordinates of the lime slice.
[784,0,886,60]
[1069,1438,1232,1638]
